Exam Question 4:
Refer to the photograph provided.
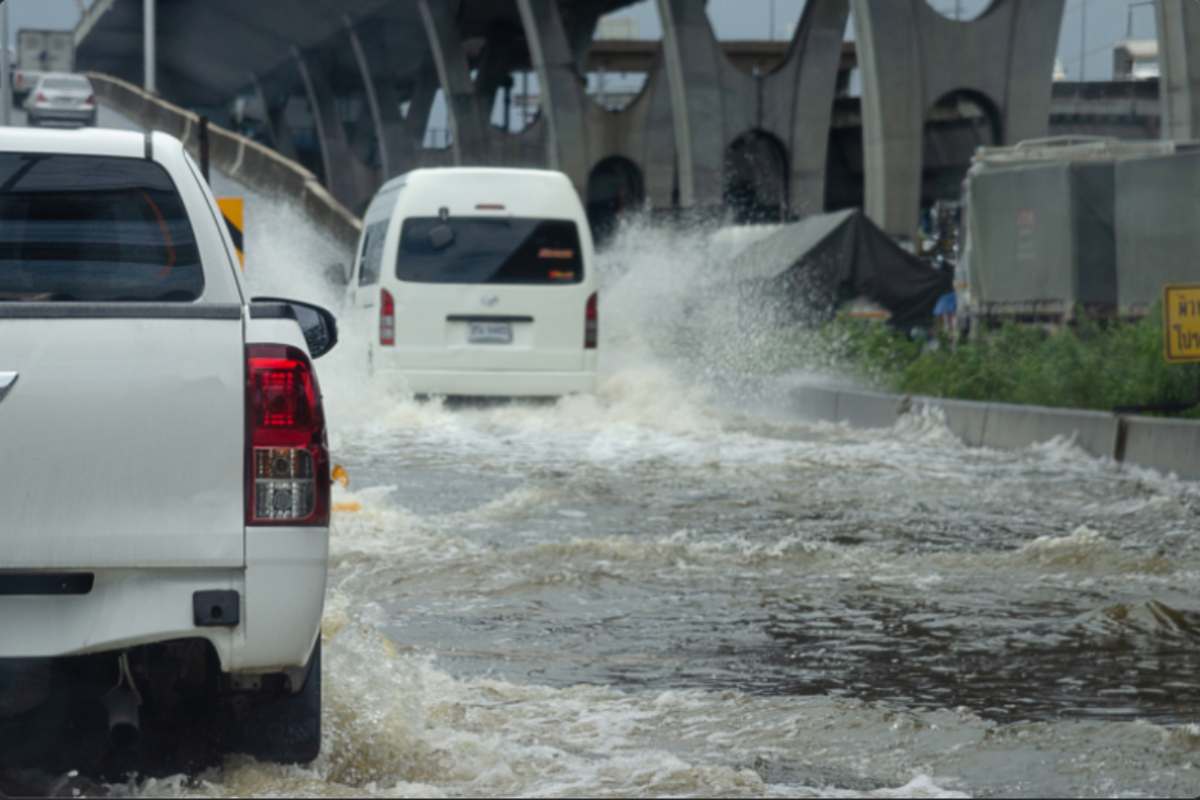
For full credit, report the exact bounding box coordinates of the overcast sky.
[4,0,1160,81]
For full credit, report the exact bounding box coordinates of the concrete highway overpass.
[75,0,1200,238]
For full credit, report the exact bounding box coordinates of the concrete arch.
[291,45,378,211]
[926,88,1003,138]
[922,0,996,22]
[922,88,1001,207]
[417,0,490,165]
[517,0,591,186]
[724,130,789,223]
[656,0,849,215]
[587,155,646,238]
[852,0,1065,237]
[1157,0,1200,142]
[762,0,851,218]
[344,15,437,181]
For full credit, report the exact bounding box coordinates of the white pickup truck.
[0,128,335,772]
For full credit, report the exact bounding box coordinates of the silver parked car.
[23,73,97,128]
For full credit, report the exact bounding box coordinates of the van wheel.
[222,641,321,764]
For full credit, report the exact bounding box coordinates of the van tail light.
[84,94,96,106]
[585,292,598,349]
[35,92,47,103]
[380,288,395,346]
[246,344,329,527]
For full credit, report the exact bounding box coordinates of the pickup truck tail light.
[585,292,598,349]
[380,288,395,346]
[245,344,329,526]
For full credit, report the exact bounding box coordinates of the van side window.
[358,220,388,286]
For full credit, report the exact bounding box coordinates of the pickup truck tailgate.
[0,310,245,568]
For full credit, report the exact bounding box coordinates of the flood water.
[35,184,1200,797]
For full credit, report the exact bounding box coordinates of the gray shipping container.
[965,160,1116,318]
[1115,152,1200,314]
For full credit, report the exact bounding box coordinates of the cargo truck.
[12,29,75,104]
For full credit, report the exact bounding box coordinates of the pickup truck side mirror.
[251,297,339,359]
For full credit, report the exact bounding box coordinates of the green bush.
[817,309,1200,418]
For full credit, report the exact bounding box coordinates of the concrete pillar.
[763,0,850,218]
[852,0,1065,237]
[404,68,439,155]
[656,0,728,209]
[345,17,401,177]
[1157,0,1200,141]
[516,0,590,185]
[417,0,489,164]
[292,46,377,209]
[251,73,299,160]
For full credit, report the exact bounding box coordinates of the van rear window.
[0,153,204,302]
[397,217,583,285]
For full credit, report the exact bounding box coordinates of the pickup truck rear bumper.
[0,528,327,674]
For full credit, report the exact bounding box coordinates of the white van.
[348,168,598,398]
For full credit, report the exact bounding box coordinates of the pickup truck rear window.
[397,217,583,285]
[0,153,204,302]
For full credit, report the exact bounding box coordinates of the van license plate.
[468,322,513,344]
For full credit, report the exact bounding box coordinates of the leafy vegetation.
[814,308,1200,418]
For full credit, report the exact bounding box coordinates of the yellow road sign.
[216,197,245,269]
[1164,284,1200,363]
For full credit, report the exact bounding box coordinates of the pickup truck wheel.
[223,640,322,764]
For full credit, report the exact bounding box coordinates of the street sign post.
[1163,284,1200,363]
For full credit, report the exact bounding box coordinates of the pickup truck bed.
[0,128,333,772]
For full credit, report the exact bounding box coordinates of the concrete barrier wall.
[836,389,910,429]
[978,402,1120,459]
[790,385,1197,481]
[86,72,362,254]
[1121,416,1200,481]
[790,385,839,422]
[911,396,989,447]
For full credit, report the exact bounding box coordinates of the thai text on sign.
[1164,284,1200,363]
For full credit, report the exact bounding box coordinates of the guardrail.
[85,72,362,254]
[790,385,1199,481]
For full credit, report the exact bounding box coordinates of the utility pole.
[1078,0,1087,81]
[1127,1,1154,38]
[0,0,9,127]
[143,0,156,93]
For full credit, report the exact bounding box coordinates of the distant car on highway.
[23,73,97,128]
[0,127,336,770]
[348,167,599,398]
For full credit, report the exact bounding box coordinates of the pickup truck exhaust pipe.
[102,653,142,749]
[102,685,141,749]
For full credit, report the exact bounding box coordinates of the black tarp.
[729,209,952,329]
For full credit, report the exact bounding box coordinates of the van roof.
[379,167,574,193]
[373,167,585,223]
